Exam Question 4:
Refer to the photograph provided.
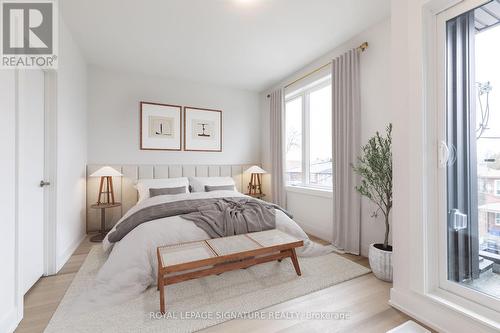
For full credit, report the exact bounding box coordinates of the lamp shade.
[90,166,122,177]
[244,165,266,174]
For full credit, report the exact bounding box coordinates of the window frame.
[495,179,500,196]
[434,0,500,314]
[284,75,332,190]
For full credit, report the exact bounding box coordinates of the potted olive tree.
[352,124,393,282]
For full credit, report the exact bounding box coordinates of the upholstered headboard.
[86,164,255,232]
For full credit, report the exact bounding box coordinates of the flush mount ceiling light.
[234,0,258,5]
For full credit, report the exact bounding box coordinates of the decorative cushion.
[149,186,188,197]
[188,177,236,193]
[204,185,236,192]
[135,177,189,202]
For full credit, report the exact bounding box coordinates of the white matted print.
[140,102,181,150]
[184,107,222,152]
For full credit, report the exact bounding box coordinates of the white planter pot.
[368,243,393,282]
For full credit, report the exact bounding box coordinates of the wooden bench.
[156,229,303,313]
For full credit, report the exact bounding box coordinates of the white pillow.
[135,177,189,203]
[188,176,236,193]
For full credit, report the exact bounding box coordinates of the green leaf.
[352,123,393,246]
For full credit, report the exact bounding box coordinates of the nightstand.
[90,202,121,242]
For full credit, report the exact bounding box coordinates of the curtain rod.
[266,41,368,98]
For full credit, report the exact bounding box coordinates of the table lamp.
[90,166,122,205]
[244,165,266,196]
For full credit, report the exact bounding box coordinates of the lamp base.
[247,173,263,196]
[246,193,265,199]
[90,233,107,243]
[97,176,116,205]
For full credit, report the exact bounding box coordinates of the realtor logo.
[1,0,58,68]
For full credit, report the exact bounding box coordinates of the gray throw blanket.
[107,197,292,243]
[182,198,277,238]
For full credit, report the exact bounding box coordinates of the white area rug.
[44,246,370,333]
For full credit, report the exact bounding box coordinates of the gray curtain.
[332,48,361,254]
[270,89,286,207]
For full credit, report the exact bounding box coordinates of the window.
[441,1,500,304]
[285,96,303,185]
[285,76,332,189]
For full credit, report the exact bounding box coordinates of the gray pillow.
[205,185,235,192]
[149,186,187,197]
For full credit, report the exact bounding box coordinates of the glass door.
[444,0,500,302]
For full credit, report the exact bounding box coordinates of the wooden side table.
[90,203,121,242]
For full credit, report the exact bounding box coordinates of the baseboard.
[294,220,332,242]
[389,289,446,333]
[389,287,499,333]
[56,232,86,272]
[0,306,21,333]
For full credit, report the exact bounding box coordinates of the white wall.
[286,188,334,240]
[1,19,87,332]
[260,18,392,255]
[55,21,88,270]
[0,70,20,333]
[87,66,261,165]
[389,0,498,332]
[0,21,88,333]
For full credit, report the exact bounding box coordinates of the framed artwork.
[184,107,222,152]
[140,101,182,151]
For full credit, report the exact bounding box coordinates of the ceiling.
[60,0,390,92]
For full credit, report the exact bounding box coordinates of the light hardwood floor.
[15,235,426,333]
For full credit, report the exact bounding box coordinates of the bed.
[79,165,332,310]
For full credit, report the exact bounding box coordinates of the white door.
[18,70,46,294]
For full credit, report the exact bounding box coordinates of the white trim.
[390,288,500,333]
[411,0,500,326]
[43,70,58,276]
[56,233,85,272]
[389,290,447,333]
[0,307,20,333]
[7,69,24,328]
[435,0,450,302]
[13,68,23,333]
[285,185,333,198]
[303,91,310,185]
[434,0,500,313]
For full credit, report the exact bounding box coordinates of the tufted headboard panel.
[86,164,255,232]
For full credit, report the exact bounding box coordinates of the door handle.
[438,141,450,167]
[438,141,457,167]
[40,180,51,187]
[450,209,467,231]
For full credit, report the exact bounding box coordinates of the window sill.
[424,288,500,331]
[285,185,333,198]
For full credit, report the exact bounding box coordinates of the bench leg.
[278,250,286,262]
[159,277,166,314]
[290,248,301,276]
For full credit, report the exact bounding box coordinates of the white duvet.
[75,191,332,311]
